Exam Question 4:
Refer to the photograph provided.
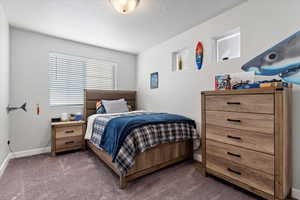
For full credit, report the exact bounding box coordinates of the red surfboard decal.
[196,42,203,70]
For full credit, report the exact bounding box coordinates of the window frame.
[213,28,241,63]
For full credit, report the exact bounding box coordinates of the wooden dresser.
[201,88,292,200]
[51,121,85,156]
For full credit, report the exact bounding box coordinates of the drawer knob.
[227,168,241,175]
[227,152,241,158]
[65,141,75,145]
[227,119,241,123]
[65,130,74,134]
[227,102,241,105]
[227,135,241,140]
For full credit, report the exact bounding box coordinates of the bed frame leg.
[119,176,127,189]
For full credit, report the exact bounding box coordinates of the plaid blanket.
[90,112,199,175]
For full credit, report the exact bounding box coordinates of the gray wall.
[137,0,300,190]
[0,4,10,165]
[9,27,137,152]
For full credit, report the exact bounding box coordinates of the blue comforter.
[99,113,196,161]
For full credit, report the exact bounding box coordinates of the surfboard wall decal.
[241,30,300,85]
[196,42,204,70]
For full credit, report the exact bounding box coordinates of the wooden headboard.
[84,90,137,121]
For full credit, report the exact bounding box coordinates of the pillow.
[102,99,129,114]
[96,100,106,114]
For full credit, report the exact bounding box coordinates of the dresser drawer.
[206,111,274,135]
[206,124,274,154]
[206,140,274,174]
[56,125,82,139]
[56,136,83,151]
[207,154,274,195]
[205,94,274,114]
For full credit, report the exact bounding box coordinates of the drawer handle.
[65,130,74,134]
[227,168,241,175]
[227,135,241,140]
[227,152,241,158]
[227,119,241,123]
[227,102,241,105]
[65,141,75,145]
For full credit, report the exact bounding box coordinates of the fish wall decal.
[242,30,300,85]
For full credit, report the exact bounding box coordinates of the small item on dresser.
[232,81,260,90]
[216,72,255,90]
[259,79,289,88]
[224,74,231,90]
[215,74,227,90]
[61,113,69,121]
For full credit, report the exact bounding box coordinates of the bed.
[83,89,199,189]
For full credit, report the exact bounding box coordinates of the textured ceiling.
[0,0,246,53]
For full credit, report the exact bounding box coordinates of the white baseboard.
[0,153,12,178]
[0,146,51,178]
[11,146,51,158]
[292,188,300,199]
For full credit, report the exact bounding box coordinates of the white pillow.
[101,99,129,114]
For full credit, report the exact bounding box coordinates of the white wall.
[9,27,137,152]
[0,4,10,165]
[137,0,300,190]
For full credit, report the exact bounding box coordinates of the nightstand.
[51,121,85,156]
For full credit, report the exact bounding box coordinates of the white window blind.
[86,59,115,90]
[49,53,116,106]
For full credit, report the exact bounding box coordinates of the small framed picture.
[150,72,159,89]
[215,74,226,90]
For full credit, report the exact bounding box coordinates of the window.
[215,28,240,63]
[49,53,116,106]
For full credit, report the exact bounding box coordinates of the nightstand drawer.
[56,136,83,150]
[56,125,82,139]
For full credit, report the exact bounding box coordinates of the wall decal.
[150,72,159,89]
[7,102,27,113]
[242,30,300,85]
[195,42,203,70]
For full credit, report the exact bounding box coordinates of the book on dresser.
[201,88,292,200]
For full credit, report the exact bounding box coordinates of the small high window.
[215,28,240,63]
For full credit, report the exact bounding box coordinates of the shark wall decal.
[242,30,300,85]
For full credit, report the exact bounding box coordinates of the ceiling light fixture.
[110,0,140,14]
